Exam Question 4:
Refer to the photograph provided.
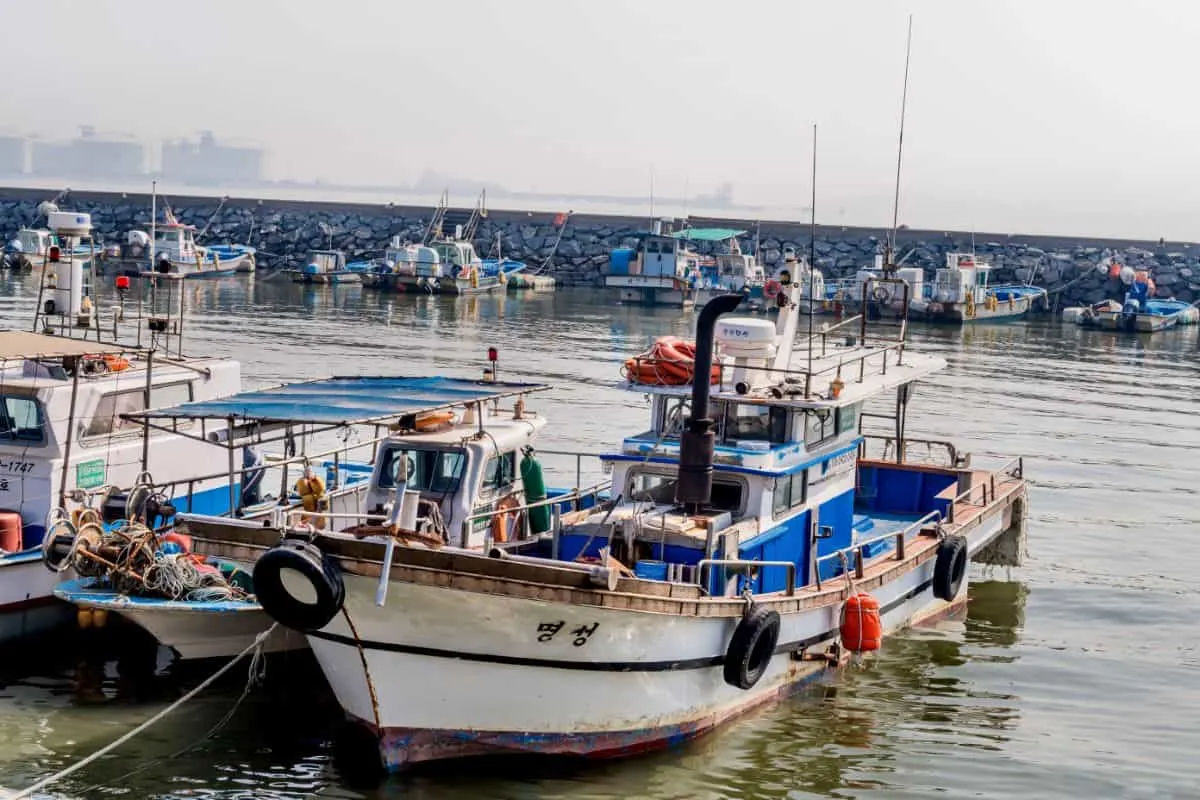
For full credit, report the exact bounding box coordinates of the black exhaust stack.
[676,293,744,514]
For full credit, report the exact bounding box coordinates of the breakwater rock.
[2,187,1198,309]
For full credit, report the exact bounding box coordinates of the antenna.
[649,165,656,222]
[887,14,914,272]
[807,123,817,377]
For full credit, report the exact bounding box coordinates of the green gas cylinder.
[520,448,551,534]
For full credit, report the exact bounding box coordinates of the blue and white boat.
[910,252,1046,323]
[1064,269,1199,332]
[181,280,1029,772]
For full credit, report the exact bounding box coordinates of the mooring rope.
[6,623,278,800]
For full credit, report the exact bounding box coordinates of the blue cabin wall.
[738,509,811,594]
[814,488,856,580]
[857,464,955,520]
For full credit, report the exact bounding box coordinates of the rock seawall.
[3,187,1198,308]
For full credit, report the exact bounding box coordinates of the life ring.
[763,280,783,300]
[252,539,345,632]
[932,534,968,601]
[101,354,130,372]
[722,606,781,689]
[159,531,192,554]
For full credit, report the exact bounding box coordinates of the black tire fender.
[932,534,968,601]
[722,606,781,690]
[253,540,345,632]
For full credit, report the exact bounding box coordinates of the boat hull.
[1094,310,1177,332]
[912,295,1038,323]
[0,551,72,644]
[304,486,1022,771]
[56,581,306,660]
[292,272,362,285]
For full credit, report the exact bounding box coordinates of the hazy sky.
[6,1,1200,239]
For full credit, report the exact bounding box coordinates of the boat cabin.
[0,332,242,548]
[931,252,990,305]
[10,228,60,256]
[153,224,201,263]
[431,240,480,279]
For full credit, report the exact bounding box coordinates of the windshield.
[0,394,46,445]
[378,445,466,494]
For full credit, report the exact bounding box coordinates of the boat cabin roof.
[126,375,550,428]
[0,331,125,361]
[669,227,747,243]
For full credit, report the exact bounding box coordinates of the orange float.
[0,512,22,552]
[622,336,720,387]
[840,592,882,652]
[1108,262,1122,280]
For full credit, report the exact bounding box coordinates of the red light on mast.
[487,347,498,362]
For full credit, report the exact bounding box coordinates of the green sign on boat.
[76,459,106,490]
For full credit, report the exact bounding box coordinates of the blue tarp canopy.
[669,228,747,242]
[126,376,547,426]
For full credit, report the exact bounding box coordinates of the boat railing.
[464,478,613,551]
[534,448,611,495]
[858,434,964,468]
[814,509,943,591]
[945,456,1022,523]
[697,559,797,597]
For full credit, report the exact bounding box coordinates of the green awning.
[669,228,747,242]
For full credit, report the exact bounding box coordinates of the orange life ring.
[160,531,192,553]
[763,279,783,300]
[622,336,720,386]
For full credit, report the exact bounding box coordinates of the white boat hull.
[304,496,1017,770]
[63,589,306,660]
[0,552,72,644]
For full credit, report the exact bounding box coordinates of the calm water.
[1,275,1198,799]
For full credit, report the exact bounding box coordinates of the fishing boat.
[1062,268,1198,332]
[827,253,927,320]
[605,226,772,308]
[0,212,257,646]
[181,276,1028,773]
[84,367,587,660]
[3,228,95,271]
[289,250,364,285]
[909,253,1046,323]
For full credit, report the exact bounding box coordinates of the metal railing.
[859,434,963,468]
[697,558,797,597]
[462,478,612,550]
[814,509,942,590]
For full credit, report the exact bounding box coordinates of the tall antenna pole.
[888,14,913,270]
[807,123,817,376]
[649,164,656,222]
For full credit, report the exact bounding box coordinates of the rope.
[7,623,278,800]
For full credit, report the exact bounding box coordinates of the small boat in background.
[910,252,1046,323]
[290,249,364,285]
[1063,267,1198,332]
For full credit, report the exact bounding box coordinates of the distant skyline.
[4,0,1199,239]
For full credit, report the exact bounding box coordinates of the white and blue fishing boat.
[1063,268,1199,332]
[62,369,572,660]
[909,252,1046,323]
[180,279,1029,772]
[0,211,257,646]
[289,249,364,285]
[605,226,771,308]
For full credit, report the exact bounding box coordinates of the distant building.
[30,126,146,180]
[161,131,264,186]
[0,135,28,175]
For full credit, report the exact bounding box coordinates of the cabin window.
[836,403,859,435]
[83,383,192,440]
[658,398,726,440]
[805,409,836,446]
[0,395,46,445]
[725,404,787,444]
[483,451,517,489]
[378,446,466,494]
[628,468,744,514]
[773,469,808,517]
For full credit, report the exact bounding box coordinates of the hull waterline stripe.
[306,578,935,672]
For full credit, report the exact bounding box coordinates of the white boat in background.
[181,275,1028,773]
[909,252,1047,323]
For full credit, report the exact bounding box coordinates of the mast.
[886,15,914,275]
[150,179,157,270]
[807,123,817,377]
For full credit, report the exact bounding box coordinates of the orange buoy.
[1108,263,1121,280]
[0,512,22,552]
[840,592,882,652]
